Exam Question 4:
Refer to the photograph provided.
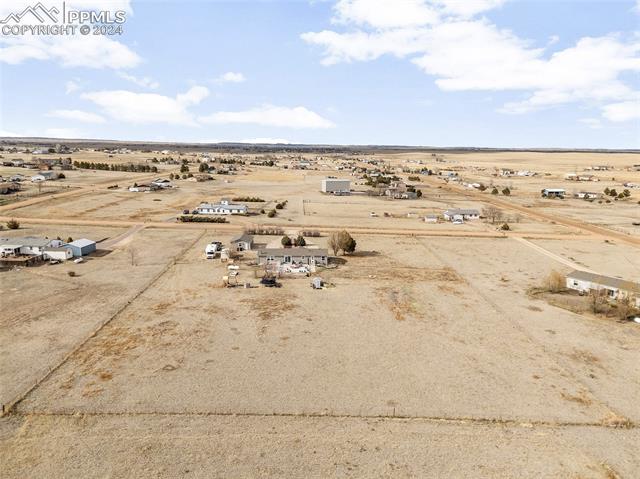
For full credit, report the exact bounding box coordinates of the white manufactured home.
[196,199,247,215]
[443,209,480,221]
[566,270,640,307]
[257,247,329,266]
[0,236,55,256]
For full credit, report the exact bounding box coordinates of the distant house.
[321,178,351,194]
[31,171,56,182]
[499,169,516,177]
[129,184,158,192]
[257,247,329,267]
[231,233,253,252]
[196,199,247,215]
[424,214,439,223]
[541,188,565,198]
[574,191,601,199]
[566,270,640,307]
[151,178,172,188]
[565,173,597,182]
[67,238,96,257]
[383,181,418,199]
[443,209,480,221]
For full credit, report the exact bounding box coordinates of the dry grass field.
[0,146,639,478]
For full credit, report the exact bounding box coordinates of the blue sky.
[0,0,639,148]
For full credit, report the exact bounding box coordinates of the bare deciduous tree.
[482,206,503,224]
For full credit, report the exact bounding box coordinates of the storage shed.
[67,238,96,257]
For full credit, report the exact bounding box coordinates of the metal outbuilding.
[67,238,96,257]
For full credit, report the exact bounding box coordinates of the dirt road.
[0,214,592,240]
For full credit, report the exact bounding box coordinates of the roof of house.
[68,238,96,248]
[567,270,640,294]
[0,236,51,248]
[257,247,329,257]
[198,202,247,210]
[231,233,253,243]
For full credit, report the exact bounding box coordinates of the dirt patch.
[376,287,419,321]
[240,293,299,335]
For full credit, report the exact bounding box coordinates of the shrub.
[491,187,499,195]
[275,203,284,210]
[408,175,420,181]
[545,270,565,293]
[67,271,76,277]
[500,223,510,231]
[178,215,228,223]
[6,219,19,229]
[233,197,265,202]
[281,236,292,247]
[416,189,423,198]
[294,235,306,246]
[260,209,266,214]
[267,210,276,218]
[502,187,511,196]
[66,237,73,243]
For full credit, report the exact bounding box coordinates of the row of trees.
[73,161,158,173]
[281,235,307,247]
[604,187,631,199]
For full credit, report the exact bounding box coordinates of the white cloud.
[602,98,640,122]
[46,109,106,123]
[303,1,640,122]
[200,105,335,129]
[65,80,81,94]
[117,72,159,89]
[240,138,292,144]
[215,72,246,83]
[44,128,80,138]
[81,86,210,126]
[0,35,140,69]
[332,0,439,29]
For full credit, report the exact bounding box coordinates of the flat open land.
[1,146,639,477]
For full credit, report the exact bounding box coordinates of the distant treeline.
[73,161,158,173]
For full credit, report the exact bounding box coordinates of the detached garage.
[67,238,96,257]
